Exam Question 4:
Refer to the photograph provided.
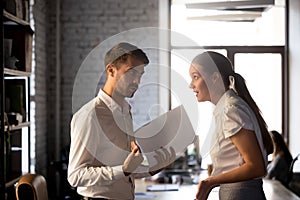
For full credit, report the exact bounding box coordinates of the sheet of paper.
[135,105,196,169]
[146,184,179,192]
[135,193,156,198]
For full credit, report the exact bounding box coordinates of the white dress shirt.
[68,89,136,199]
[210,89,267,176]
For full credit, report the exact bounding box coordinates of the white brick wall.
[59,0,160,145]
[33,0,160,177]
[32,0,49,175]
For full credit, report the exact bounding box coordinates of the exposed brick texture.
[32,0,160,181]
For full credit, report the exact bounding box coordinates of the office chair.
[15,173,48,200]
[288,154,300,183]
[288,154,300,197]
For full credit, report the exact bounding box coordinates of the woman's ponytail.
[233,73,274,155]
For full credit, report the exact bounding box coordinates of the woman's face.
[189,64,211,102]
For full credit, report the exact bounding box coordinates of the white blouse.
[210,90,267,176]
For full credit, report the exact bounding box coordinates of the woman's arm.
[196,128,266,200]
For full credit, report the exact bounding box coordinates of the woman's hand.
[195,177,216,200]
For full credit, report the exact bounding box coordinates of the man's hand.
[130,141,141,152]
[149,146,176,176]
[122,144,144,176]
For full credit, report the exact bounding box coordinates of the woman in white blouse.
[189,51,273,200]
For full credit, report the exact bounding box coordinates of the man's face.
[113,56,145,98]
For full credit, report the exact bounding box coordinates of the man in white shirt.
[68,42,175,200]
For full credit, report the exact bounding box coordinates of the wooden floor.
[135,178,300,200]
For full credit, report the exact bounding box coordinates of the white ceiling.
[172,0,285,22]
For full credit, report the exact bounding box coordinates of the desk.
[135,179,300,200]
[263,179,300,200]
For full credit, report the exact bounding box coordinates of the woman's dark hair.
[192,51,273,154]
[104,42,149,68]
[270,130,293,165]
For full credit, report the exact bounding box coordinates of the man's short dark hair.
[104,42,149,68]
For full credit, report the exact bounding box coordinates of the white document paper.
[135,105,196,168]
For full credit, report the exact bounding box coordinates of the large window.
[234,52,282,132]
[170,1,286,166]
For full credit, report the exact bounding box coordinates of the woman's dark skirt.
[219,179,266,200]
